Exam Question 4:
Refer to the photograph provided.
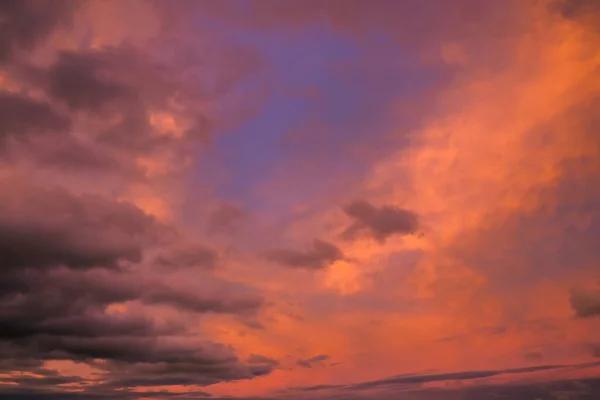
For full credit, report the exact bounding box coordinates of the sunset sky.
[1,0,600,399]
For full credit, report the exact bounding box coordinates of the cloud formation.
[2,0,600,399]
[342,200,419,242]
[0,0,272,395]
[207,202,245,234]
[0,0,77,62]
[265,239,343,270]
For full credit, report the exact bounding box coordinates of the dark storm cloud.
[0,0,78,62]
[569,286,600,318]
[0,266,263,339]
[0,274,268,390]
[0,182,162,271]
[207,202,245,233]
[0,92,71,143]
[1,375,86,387]
[0,0,273,396]
[342,200,419,242]
[0,181,268,390]
[265,239,343,270]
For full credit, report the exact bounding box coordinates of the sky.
[0,0,599,399]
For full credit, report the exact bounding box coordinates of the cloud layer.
[1,0,600,399]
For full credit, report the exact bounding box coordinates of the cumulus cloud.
[342,200,419,242]
[0,181,163,271]
[3,0,600,398]
[0,180,267,390]
[265,239,343,270]
[0,0,273,395]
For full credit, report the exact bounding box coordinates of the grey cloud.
[308,354,330,362]
[266,239,343,270]
[0,182,162,271]
[296,354,331,369]
[247,354,280,366]
[296,376,600,400]
[349,365,563,390]
[30,137,132,174]
[0,182,268,390]
[1,375,85,387]
[295,364,567,392]
[153,243,218,270]
[47,50,135,112]
[342,200,418,242]
[143,283,263,314]
[569,286,600,318]
[0,0,78,62]
[0,92,70,144]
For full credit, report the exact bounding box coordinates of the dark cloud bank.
[0,0,273,397]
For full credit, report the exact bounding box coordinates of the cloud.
[296,354,331,369]
[308,354,330,362]
[0,0,78,62]
[0,0,277,397]
[0,181,162,271]
[296,363,576,393]
[0,92,71,144]
[342,200,419,242]
[153,242,218,270]
[2,0,600,398]
[296,359,312,369]
[207,202,245,234]
[300,377,600,400]
[246,354,280,367]
[570,286,600,318]
[265,239,343,270]
[523,352,544,362]
[46,50,135,112]
[0,182,265,389]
